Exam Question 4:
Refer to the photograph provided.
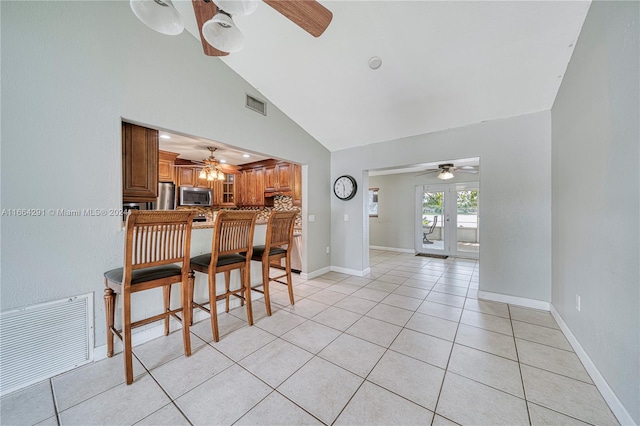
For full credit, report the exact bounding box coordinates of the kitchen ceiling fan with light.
[187,146,241,181]
[416,164,479,180]
[130,0,333,55]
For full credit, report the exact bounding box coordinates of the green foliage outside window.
[457,190,478,214]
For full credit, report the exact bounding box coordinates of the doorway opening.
[415,182,479,259]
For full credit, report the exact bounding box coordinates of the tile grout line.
[48,379,61,426]
[130,350,195,426]
[430,291,464,425]
[508,303,533,426]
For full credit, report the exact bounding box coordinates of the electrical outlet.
[576,294,581,311]
[344,214,349,221]
[326,246,330,254]
[308,215,315,222]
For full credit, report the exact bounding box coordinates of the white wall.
[331,111,552,302]
[551,1,639,423]
[369,171,479,250]
[0,1,331,347]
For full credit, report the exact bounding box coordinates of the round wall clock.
[333,175,357,200]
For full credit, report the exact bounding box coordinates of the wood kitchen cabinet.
[238,167,264,206]
[293,163,302,207]
[264,162,293,193]
[174,166,211,189]
[237,160,301,207]
[212,174,236,207]
[122,122,158,202]
[175,167,197,188]
[158,150,179,182]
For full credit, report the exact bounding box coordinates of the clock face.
[334,175,357,200]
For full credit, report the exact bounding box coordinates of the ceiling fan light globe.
[130,0,184,36]
[213,0,260,16]
[438,170,454,180]
[202,13,245,53]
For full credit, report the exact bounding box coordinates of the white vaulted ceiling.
[173,0,590,152]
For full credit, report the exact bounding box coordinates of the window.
[368,188,379,216]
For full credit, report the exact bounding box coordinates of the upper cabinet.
[218,174,236,207]
[122,122,158,202]
[238,160,300,207]
[265,162,293,193]
[175,166,218,189]
[292,163,302,207]
[239,167,264,207]
[158,150,179,182]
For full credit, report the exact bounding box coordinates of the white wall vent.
[0,293,93,396]
[246,94,267,116]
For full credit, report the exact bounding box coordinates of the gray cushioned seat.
[104,265,182,285]
[252,245,287,258]
[190,253,247,269]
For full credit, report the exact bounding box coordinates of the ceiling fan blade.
[263,0,332,37]
[415,170,439,177]
[191,0,229,56]
[219,164,241,174]
[455,167,479,174]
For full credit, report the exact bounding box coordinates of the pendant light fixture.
[201,0,259,53]
[129,0,184,36]
[213,0,259,16]
[201,10,245,53]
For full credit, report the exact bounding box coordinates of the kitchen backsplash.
[178,195,301,228]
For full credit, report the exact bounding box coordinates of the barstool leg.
[188,271,195,326]
[285,253,295,306]
[122,292,134,385]
[162,285,171,336]
[103,285,116,358]
[181,272,192,357]
[244,266,254,326]
[209,274,220,342]
[224,271,231,313]
[262,257,272,316]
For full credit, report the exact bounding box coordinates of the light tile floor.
[1,250,620,425]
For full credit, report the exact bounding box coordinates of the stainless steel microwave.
[179,186,213,207]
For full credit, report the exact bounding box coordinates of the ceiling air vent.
[246,95,267,116]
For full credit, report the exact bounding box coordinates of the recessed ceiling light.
[368,56,382,70]
[160,134,171,139]
[219,159,227,163]
[242,154,250,158]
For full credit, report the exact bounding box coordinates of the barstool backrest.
[265,210,297,251]
[123,210,196,282]
[211,210,259,265]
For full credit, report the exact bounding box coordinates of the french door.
[415,183,479,258]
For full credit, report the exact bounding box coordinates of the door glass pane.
[456,189,479,253]
[422,190,444,251]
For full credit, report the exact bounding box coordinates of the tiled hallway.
[0,250,619,425]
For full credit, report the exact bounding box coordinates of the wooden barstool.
[249,210,298,316]
[104,210,196,384]
[189,210,258,342]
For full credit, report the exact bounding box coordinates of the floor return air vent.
[0,293,93,396]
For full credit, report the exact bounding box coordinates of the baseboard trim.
[331,266,370,277]
[477,291,550,311]
[370,245,414,254]
[549,305,636,426]
[301,266,331,281]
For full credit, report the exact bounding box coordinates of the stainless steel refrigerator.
[154,182,176,210]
